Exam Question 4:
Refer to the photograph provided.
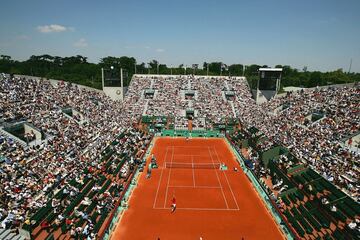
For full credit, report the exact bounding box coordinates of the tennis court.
[111,137,284,240]
[153,145,239,211]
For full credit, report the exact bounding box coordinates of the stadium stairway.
[229,102,237,118]
[188,120,193,131]
[281,170,358,239]
[29,133,139,240]
[142,100,149,115]
[0,228,26,240]
[229,129,359,239]
[224,80,229,91]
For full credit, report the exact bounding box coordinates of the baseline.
[207,146,229,209]
[212,146,240,210]
[152,147,169,208]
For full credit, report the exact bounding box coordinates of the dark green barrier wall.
[161,129,222,137]
[261,146,281,167]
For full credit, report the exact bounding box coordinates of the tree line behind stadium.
[0,54,359,90]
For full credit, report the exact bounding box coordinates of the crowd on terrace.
[0,72,359,237]
[259,86,360,198]
[128,75,240,126]
[0,75,150,237]
[235,84,359,198]
[127,74,359,198]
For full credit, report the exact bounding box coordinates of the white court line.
[163,146,174,208]
[153,207,239,211]
[207,147,229,209]
[212,146,240,210]
[171,146,213,149]
[167,185,221,189]
[171,154,204,157]
[192,155,196,187]
[153,147,169,208]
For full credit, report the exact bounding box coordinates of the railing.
[161,129,223,138]
[271,138,359,202]
[98,136,154,240]
[225,137,298,240]
[99,134,297,240]
[97,167,137,240]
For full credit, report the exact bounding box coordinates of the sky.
[0,0,359,72]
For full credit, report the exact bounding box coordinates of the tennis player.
[146,163,152,179]
[171,195,176,213]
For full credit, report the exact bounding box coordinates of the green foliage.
[136,62,146,74]
[0,54,359,90]
[228,64,243,76]
[245,64,261,76]
[148,59,158,71]
[279,67,355,88]
[208,62,222,75]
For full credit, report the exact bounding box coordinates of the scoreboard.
[101,67,124,101]
[258,68,282,91]
[103,68,122,87]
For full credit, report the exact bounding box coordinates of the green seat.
[299,205,321,231]
[45,234,55,240]
[337,202,356,218]
[290,207,301,218]
[344,198,360,215]
[61,222,67,233]
[328,207,347,222]
[332,229,346,240]
[311,210,330,228]
[298,217,313,234]
[281,196,291,206]
[288,218,305,237]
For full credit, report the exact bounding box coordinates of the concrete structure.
[102,68,124,101]
[24,123,42,145]
[252,68,282,104]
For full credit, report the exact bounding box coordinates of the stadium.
[0,71,359,240]
[0,1,360,240]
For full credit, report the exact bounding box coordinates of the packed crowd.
[121,76,150,121]
[192,76,235,122]
[1,73,358,236]
[230,83,360,198]
[260,86,360,198]
[128,75,359,198]
[208,77,359,199]
[129,75,239,123]
[0,75,150,236]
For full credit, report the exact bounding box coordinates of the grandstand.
[0,73,359,240]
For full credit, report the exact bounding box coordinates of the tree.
[0,54,359,90]
[118,56,136,76]
[136,62,146,74]
[0,55,11,61]
[310,71,322,86]
[203,62,209,70]
[208,62,222,75]
[228,64,243,76]
[99,56,121,68]
[245,64,260,76]
[148,60,158,70]
[53,56,63,66]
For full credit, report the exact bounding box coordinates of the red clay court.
[111,137,285,240]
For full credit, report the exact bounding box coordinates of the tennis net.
[164,162,221,169]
